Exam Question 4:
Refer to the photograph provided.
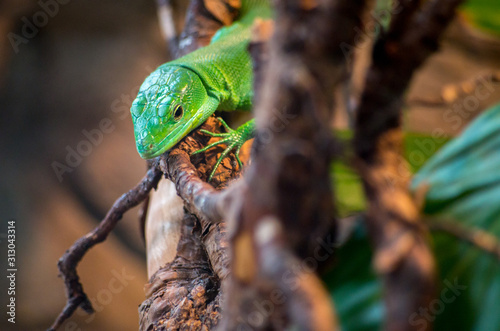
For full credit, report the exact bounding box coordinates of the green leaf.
[412,103,500,331]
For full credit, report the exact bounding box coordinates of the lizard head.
[131,65,217,159]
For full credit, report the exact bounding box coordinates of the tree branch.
[429,219,500,261]
[139,2,244,329]
[160,149,222,222]
[155,0,183,57]
[48,165,162,331]
[218,0,370,329]
[353,0,465,330]
[254,216,339,330]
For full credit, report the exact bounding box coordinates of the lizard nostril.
[149,143,154,149]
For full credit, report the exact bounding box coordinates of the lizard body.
[131,0,271,178]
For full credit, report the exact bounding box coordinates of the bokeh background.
[0,0,499,330]
[1,1,165,330]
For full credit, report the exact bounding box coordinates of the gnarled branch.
[49,165,162,331]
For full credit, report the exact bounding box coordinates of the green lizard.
[131,0,272,180]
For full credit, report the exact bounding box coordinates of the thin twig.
[139,194,150,242]
[429,219,500,261]
[48,165,162,331]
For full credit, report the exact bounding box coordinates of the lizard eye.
[173,104,183,121]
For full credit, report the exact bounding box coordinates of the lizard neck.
[168,2,272,112]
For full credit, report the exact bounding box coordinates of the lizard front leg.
[192,118,255,181]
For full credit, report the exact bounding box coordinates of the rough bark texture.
[219,0,369,329]
[140,214,221,330]
[353,0,465,330]
[139,116,246,330]
[138,1,243,330]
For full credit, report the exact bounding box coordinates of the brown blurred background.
[0,1,166,330]
[0,1,499,330]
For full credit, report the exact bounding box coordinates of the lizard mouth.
[136,116,199,159]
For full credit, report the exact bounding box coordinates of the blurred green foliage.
[460,0,500,35]
[326,103,500,330]
[332,131,450,217]
[374,0,500,36]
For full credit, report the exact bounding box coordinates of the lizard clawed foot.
[192,117,249,181]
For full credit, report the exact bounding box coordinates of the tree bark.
[139,1,244,330]
[353,0,465,330]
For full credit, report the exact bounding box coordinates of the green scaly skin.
[131,0,271,180]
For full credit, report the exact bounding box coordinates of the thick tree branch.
[254,216,338,330]
[160,149,222,222]
[140,120,245,330]
[155,0,183,56]
[175,0,240,57]
[353,0,464,330]
[218,0,369,329]
[139,2,244,330]
[139,210,221,330]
